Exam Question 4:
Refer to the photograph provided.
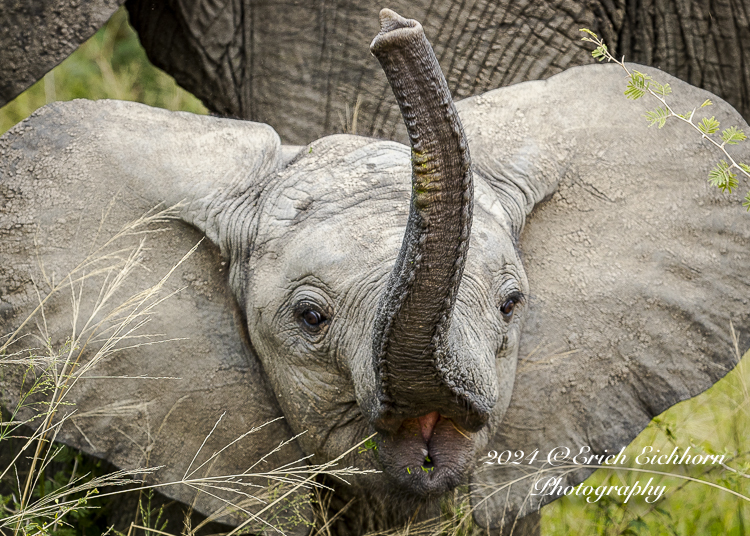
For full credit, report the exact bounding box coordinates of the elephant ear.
[0,100,311,529]
[457,64,750,530]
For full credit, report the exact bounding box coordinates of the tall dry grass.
[0,207,375,535]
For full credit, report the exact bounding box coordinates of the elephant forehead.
[261,136,412,229]
[253,204,406,301]
[251,134,521,295]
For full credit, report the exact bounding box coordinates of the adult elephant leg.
[125,0,750,145]
[0,0,125,106]
[125,0,600,144]
[3,1,749,138]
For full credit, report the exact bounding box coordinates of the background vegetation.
[1,7,748,536]
[0,8,206,136]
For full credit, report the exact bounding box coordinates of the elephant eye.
[295,302,329,332]
[500,293,523,320]
[302,309,324,327]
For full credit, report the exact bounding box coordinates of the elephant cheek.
[377,413,475,497]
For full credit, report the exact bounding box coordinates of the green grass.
[0,7,206,137]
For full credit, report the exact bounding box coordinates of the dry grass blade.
[0,205,202,534]
[0,467,160,530]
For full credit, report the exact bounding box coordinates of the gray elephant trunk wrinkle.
[369,9,489,433]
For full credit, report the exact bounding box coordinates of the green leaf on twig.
[579,26,750,212]
[625,71,651,100]
[645,107,670,128]
[592,44,608,61]
[721,126,747,145]
[708,161,738,193]
[651,82,672,97]
[698,116,721,135]
[579,28,599,39]
[578,29,608,60]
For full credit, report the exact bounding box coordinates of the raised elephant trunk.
[370,9,480,432]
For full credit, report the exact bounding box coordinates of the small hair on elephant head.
[1,8,749,535]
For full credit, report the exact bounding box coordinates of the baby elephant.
[1,8,748,535]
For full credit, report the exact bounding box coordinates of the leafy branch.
[580,28,750,210]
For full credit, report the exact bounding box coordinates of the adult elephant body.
[3,1,750,144]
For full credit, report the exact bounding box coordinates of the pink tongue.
[418,411,440,442]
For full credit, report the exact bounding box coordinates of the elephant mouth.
[378,411,476,497]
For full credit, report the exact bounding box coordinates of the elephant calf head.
[1,8,749,534]
[243,10,524,499]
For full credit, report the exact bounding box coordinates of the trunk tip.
[377,8,419,34]
[371,9,422,55]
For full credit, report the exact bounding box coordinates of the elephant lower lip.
[378,413,475,497]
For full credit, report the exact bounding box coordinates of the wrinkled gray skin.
[2,14,750,536]
[0,0,126,104]
[2,1,750,145]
